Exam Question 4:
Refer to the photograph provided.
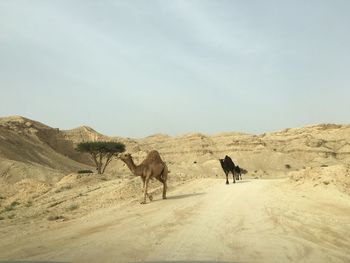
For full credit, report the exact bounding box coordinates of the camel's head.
[118,153,132,162]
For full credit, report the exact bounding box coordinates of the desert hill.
[109,123,350,180]
[0,115,349,209]
[0,116,92,183]
[1,116,349,184]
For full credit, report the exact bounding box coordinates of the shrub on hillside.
[77,169,94,174]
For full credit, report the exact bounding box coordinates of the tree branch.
[102,153,114,174]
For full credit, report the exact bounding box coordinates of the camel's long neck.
[123,158,139,175]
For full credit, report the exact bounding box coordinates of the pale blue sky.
[1,0,349,137]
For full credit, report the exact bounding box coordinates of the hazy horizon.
[1,114,348,139]
[1,1,349,137]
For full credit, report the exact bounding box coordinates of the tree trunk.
[102,153,114,174]
[91,153,101,174]
[97,153,103,174]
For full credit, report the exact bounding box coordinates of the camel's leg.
[141,177,150,204]
[155,175,167,200]
[162,180,167,199]
[225,171,229,184]
[162,166,168,199]
[141,177,145,188]
[141,177,146,203]
[141,177,153,201]
[232,171,236,184]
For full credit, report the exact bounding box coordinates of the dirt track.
[1,178,350,263]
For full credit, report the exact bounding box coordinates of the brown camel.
[118,150,168,204]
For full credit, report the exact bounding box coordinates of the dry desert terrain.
[0,116,349,262]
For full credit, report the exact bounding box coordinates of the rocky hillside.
[0,116,91,183]
[0,116,349,183]
[109,124,350,179]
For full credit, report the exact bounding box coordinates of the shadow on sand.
[166,192,206,200]
[234,180,251,184]
[224,180,251,185]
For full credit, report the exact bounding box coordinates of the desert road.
[1,178,350,263]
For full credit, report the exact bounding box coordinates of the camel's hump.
[143,150,163,163]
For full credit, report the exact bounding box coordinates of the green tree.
[76,141,125,174]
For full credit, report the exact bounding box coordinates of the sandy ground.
[0,178,350,263]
